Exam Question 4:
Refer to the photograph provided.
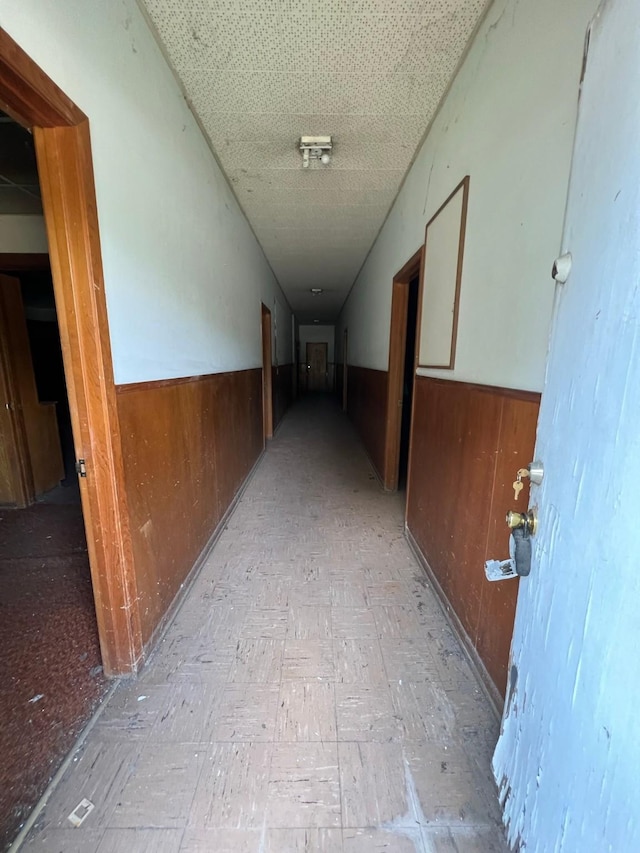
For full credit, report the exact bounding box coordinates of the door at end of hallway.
[306,341,328,391]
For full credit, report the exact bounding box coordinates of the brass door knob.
[506,507,538,535]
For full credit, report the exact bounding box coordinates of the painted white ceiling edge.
[137,0,493,322]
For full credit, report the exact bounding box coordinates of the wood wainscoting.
[272,363,293,432]
[407,376,540,699]
[116,369,263,647]
[346,366,388,481]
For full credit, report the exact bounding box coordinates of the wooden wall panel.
[272,363,293,432]
[346,366,388,481]
[116,368,263,646]
[407,376,540,697]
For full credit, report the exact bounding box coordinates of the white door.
[493,1,640,850]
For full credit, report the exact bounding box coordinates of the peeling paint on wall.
[493,1,640,849]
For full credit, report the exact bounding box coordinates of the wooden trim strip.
[414,373,541,404]
[115,367,262,396]
[36,121,142,675]
[0,28,85,128]
[416,175,470,371]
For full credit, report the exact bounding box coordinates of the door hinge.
[75,459,87,478]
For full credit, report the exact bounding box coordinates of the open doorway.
[261,303,273,441]
[0,31,143,846]
[383,248,423,492]
[0,115,108,848]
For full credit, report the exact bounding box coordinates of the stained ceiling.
[139,0,490,321]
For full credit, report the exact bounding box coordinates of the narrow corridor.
[20,396,508,852]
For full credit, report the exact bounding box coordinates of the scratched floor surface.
[20,395,509,852]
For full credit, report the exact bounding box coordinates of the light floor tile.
[331,607,377,639]
[180,828,260,852]
[282,640,335,680]
[240,608,289,639]
[330,580,369,608]
[276,681,337,741]
[19,829,104,852]
[189,743,271,829]
[264,827,343,851]
[93,683,172,742]
[213,683,280,741]
[335,684,399,742]
[287,605,332,639]
[379,639,437,683]
[149,682,221,742]
[389,681,456,741]
[97,828,183,852]
[334,639,387,684]
[366,581,412,606]
[110,743,205,828]
[288,582,332,608]
[267,743,341,828]
[406,742,502,826]
[373,605,425,639]
[228,639,284,683]
[422,824,510,851]
[343,827,423,852]
[339,742,410,828]
[34,741,137,832]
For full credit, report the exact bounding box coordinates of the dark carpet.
[0,491,109,850]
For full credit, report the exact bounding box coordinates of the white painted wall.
[0,0,291,384]
[299,325,336,364]
[494,1,640,849]
[338,0,599,392]
[0,215,48,253]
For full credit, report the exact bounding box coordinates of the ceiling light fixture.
[299,135,332,169]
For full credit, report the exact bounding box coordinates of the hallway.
[20,396,508,852]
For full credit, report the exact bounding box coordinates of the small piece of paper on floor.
[67,798,94,827]
[28,694,44,704]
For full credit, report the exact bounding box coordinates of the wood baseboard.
[406,526,504,720]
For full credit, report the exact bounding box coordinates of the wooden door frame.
[0,29,142,675]
[342,329,348,411]
[0,275,35,506]
[382,247,424,492]
[261,303,273,441]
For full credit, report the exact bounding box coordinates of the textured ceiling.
[139,0,489,322]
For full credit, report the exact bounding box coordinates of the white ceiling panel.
[139,0,489,320]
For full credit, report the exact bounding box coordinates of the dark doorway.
[0,108,107,849]
[383,248,423,492]
[398,273,420,489]
[261,303,273,441]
